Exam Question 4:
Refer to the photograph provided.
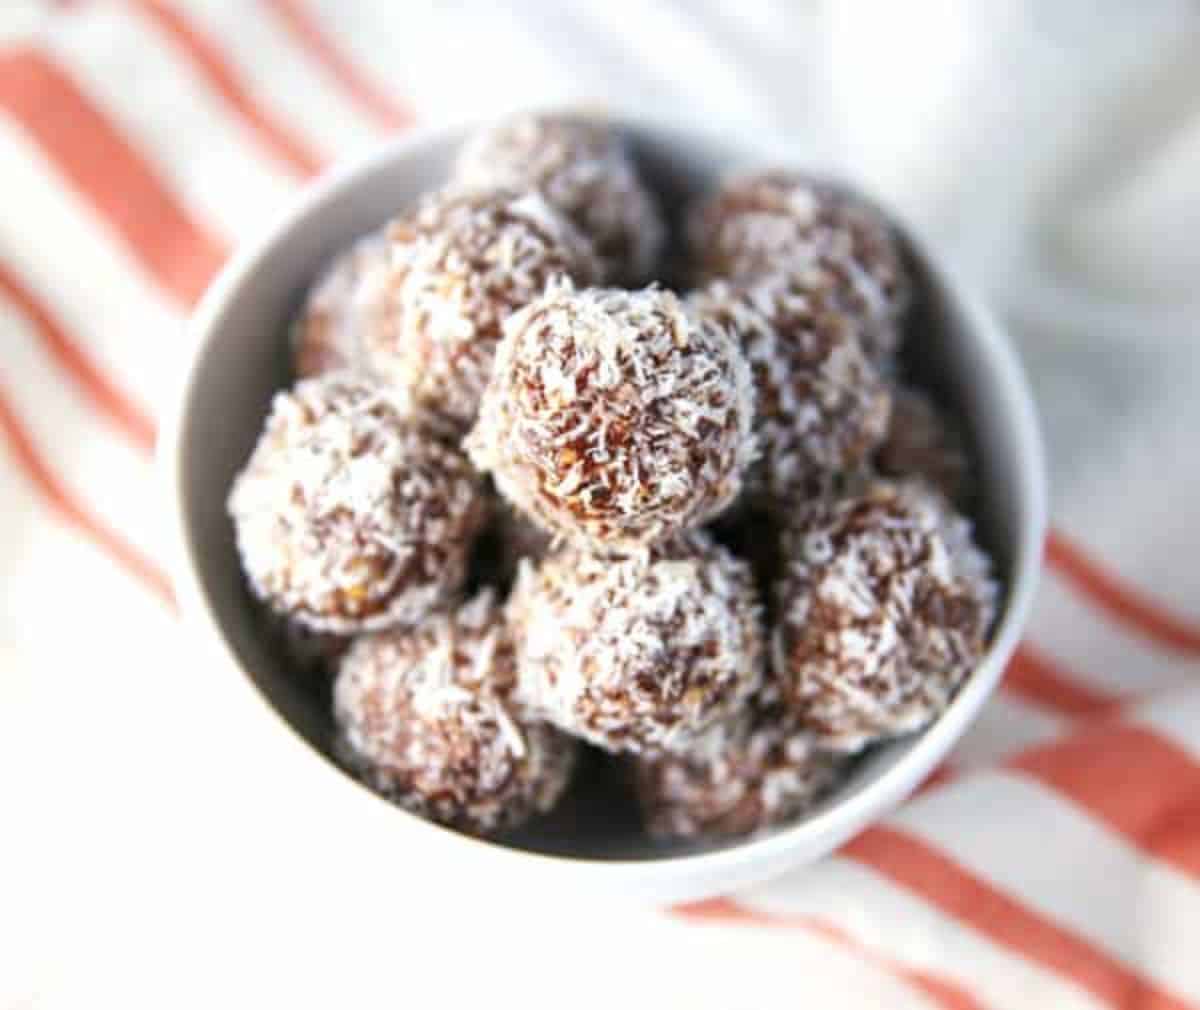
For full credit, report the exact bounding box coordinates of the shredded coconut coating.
[772,480,997,752]
[362,186,601,428]
[687,171,910,359]
[689,277,891,510]
[453,112,666,285]
[876,385,970,505]
[334,591,577,834]
[506,533,765,755]
[228,373,487,634]
[290,229,392,379]
[633,694,847,839]
[467,285,756,550]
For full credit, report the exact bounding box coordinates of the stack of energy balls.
[228,112,996,842]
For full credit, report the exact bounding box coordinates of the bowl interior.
[175,121,1039,862]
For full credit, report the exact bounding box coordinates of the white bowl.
[161,116,1047,905]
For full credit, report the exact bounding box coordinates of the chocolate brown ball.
[688,171,909,359]
[363,186,601,427]
[467,285,756,550]
[772,480,996,752]
[876,385,970,504]
[334,592,577,834]
[506,533,764,755]
[454,112,665,284]
[290,228,390,380]
[228,373,487,633]
[633,694,846,839]
[689,277,891,509]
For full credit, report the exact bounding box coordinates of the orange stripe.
[900,707,1200,881]
[1003,644,1121,719]
[675,897,986,1010]
[1047,530,1200,657]
[803,919,986,1010]
[131,0,323,177]
[0,49,227,305]
[0,264,156,454]
[1012,723,1200,880]
[843,827,1191,1010]
[261,0,413,131]
[0,387,174,606]
[0,47,225,301]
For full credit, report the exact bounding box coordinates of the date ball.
[772,480,996,753]
[290,228,390,379]
[228,373,487,634]
[506,533,764,755]
[363,186,601,427]
[467,285,756,550]
[633,696,846,839]
[688,171,909,359]
[334,592,577,834]
[689,277,891,509]
[454,112,665,284]
[876,385,970,504]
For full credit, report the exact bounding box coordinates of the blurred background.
[5,0,1197,504]
[3,2,1199,1008]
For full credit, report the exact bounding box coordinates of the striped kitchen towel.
[3,4,1199,1009]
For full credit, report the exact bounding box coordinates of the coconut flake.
[227,372,486,633]
[467,285,756,550]
[772,479,997,752]
[506,532,764,755]
[362,186,600,428]
[454,112,666,284]
[687,170,910,360]
[333,590,576,834]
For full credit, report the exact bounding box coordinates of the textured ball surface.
[467,285,756,550]
[688,171,909,359]
[507,533,765,755]
[454,112,665,284]
[633,693,846,839]
[876,386,970,504]
[290,228,390,379]
[363,187,601,427]
[228,373,487,633]
[689,277,891,508]
[772,480,996,752]
[334,592,577,834]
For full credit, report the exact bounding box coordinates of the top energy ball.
[454,112,666,285]
[687,171,910,359]
[467,284,756,551]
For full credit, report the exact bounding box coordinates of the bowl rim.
[159,113,1048,891]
